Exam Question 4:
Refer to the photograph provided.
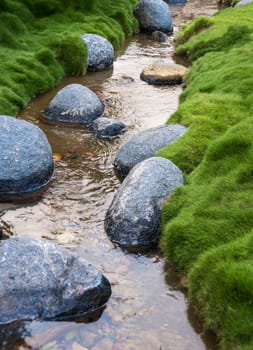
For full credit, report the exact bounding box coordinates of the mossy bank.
[0,0,138,116]
[158,3,253,349]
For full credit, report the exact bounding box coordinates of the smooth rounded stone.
[0,115,54,199]
[134,0,173,33]
[164,0,186,3]
[0,236,111,324]
[140,62,187,85]
[235,0,252,6]
[114,124,187,179]
[105,157,184,249]
[151,30,168,42]
[90,117,127,139]
[81,34,114,71]
[43,84,104,125]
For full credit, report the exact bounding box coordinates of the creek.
[0,2,219,349]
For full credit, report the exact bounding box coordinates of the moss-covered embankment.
[158,4,253,349]
[0,0,138,116]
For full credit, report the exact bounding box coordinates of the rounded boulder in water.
[134,0,173,33]
[81,34,114,71]
[0,115,54,200]
[43,84,104,125]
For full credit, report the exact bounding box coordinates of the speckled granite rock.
[0,236,111,324]
[134,0,173,33]
[81,34,114,71]
[140,62,187,85]
[235,0,252,6]
[114,124,187,179]
[90,117,126,139]
[43,84,104,125]
[0,115,53,199]
[105,157,184,249]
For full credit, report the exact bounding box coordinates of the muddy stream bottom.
[0,2,219,350]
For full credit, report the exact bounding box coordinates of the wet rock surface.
[0,115,53,199]
[105,157,184,249]
[43,84,104,125]
[90,117,126,139]
[141,62,187,85]
[114,124,187,179]
[134,0,173,33]
[235,0,252,7]
[0,236,111,324]
[81,34,114,71]
[151,30,168,42]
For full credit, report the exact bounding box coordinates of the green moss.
[159,5,253,349]
[0,0,139,115]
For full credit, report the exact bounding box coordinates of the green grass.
[0,0,139,115]
[158,4,253,349]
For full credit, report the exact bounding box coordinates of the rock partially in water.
[151,30,168,42]
[43,84,104,125]
[140,62,187,85]
[114,124,187,179]
[0,236,111,324]
[134,0,173,33]
[0,115,54,200]
[235,0,252,6]
[81,34,114,71]
[105,157,184,249]
[164,0,187,3]
[90,117,127,139]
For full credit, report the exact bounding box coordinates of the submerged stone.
[0,115,53,200]
[0,236,111,324]
[151,31,168,42]
[43,84,104,125]
[140,62,187,85]
[114,124,187,179]
[134,0,173,33]
[81,34,114,71]
[90,117,127,139]
[105,157,184,249]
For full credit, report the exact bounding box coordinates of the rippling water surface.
[0,3,219,349]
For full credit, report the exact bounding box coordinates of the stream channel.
[0,2,219,350]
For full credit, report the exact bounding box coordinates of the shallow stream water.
[0,2,219,349]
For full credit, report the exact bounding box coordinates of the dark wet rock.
[43,84,104,125]
[164,0,187,3]
[105,157,184,249]
[81,34,114,71]
[235,0,252,6]
[0,236,111,324]
[90,117,126,139]
[134,0,173,33]
[0,116,53,200]
[151,30,168,42]
[140,62,187,85]
[114,124,187,179]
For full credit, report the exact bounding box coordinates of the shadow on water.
[0,2,220,349]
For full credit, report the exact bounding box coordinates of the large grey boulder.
[0,236,111,324]
[235,0,252,6]
[81,34,114,71]
[105,157,184,249]
[90,117,126,139]
[114,124,186,179]
[43,84,104,125]
[0,116,53,200]
[134,0,173,33]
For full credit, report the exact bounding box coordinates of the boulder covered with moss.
[134,0,173,33]
[81,34,114,71]
[0,236,111,323]
[0,115,54,200]
[114,124,187,179]
[105,157,183,250]
[43,84,104,125]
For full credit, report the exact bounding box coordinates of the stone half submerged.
[105,157,184,250]
[140,62,187,85]
[43,84,104,125]
[0,115,54,200]
[81,34,114,71]
[0,237,111,324]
